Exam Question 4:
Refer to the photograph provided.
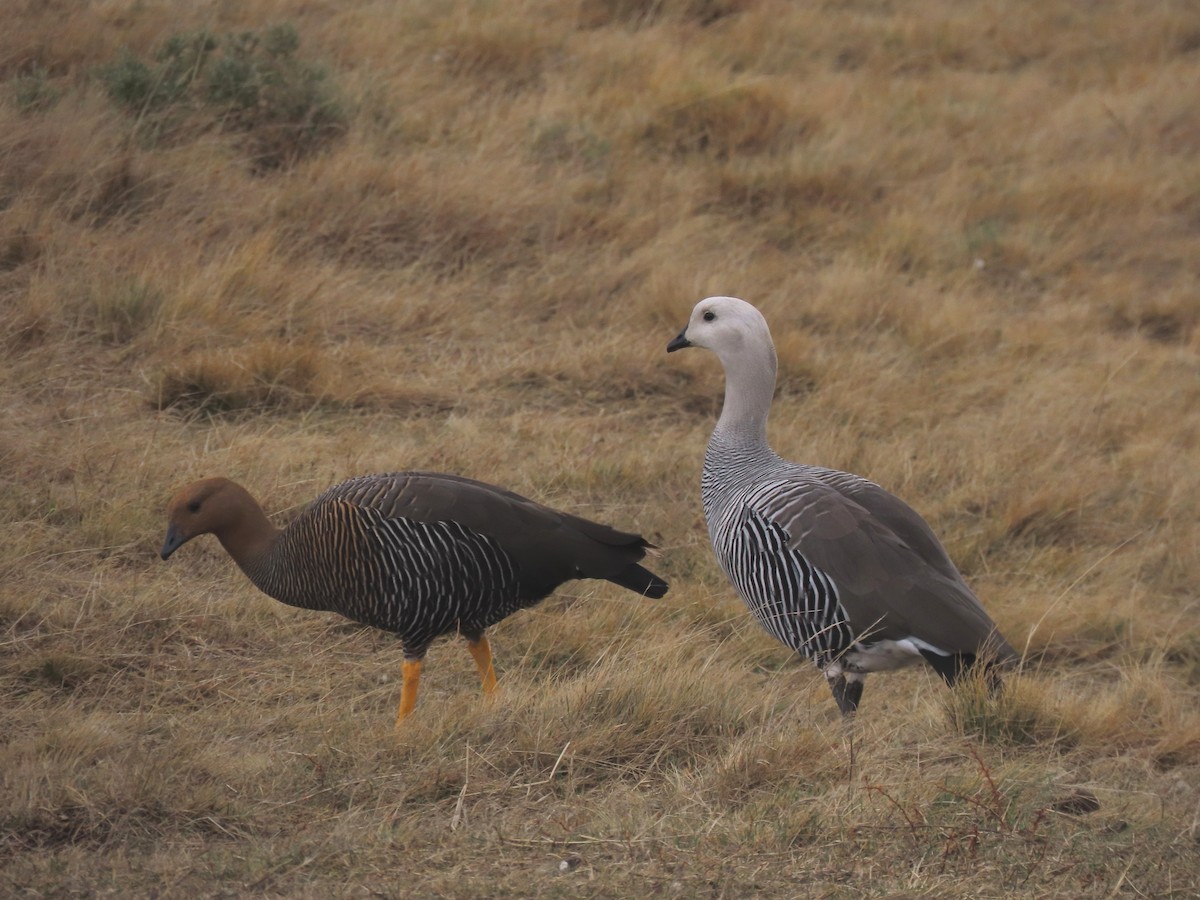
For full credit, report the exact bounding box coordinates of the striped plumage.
[161,472,667,726]
[668,296,1017,715]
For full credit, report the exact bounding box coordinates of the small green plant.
[204,24,345,169]
[13,64,61,112]
[97,33,217,119]
[97,24,345,169]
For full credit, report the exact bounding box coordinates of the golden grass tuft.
[155,340,325,415]
[2,0,1198,895]
[639,76,804,158]
[432,12,561,93]
[579,0,753,30]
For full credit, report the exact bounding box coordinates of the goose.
[667,296,1016,714]
[161,472,668,726]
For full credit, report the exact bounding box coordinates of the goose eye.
[703,310,716,322]
[187,500,201,514]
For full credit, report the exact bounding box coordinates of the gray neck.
[711,337,778,452]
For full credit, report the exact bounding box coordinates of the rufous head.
[161,477,252,560]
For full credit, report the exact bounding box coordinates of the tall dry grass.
[2,0,1198,896]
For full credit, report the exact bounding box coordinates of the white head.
[667,296,776,365]
[667,296,778,440]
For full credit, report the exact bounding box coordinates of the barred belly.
[717,509,854,664]
[257,504,520,655]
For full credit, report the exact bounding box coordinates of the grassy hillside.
[2,0,1198,895]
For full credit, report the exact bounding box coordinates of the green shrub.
[97,24,345,170]
[99,33,218,113]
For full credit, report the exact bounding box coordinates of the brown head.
[160,477,278,564]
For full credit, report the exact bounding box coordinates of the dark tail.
[920,649,977,686]
[607,563,669,599]
[921,649,1010,695]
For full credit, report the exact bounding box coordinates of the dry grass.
[2,0,1198,896]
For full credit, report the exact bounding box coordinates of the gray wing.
[804,466,963,582]
[755,474,1015,659]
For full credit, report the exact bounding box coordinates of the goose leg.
[828,672,864,716]
[396,656,424,727]
[466,634,498,695]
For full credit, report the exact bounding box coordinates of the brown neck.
[214,495,283,572]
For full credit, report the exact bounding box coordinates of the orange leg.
[395,658,423,728]
[467,635,498,696]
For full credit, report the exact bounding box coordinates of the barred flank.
[239,472,661,659]
[703,434,855,665]
[246,488,520,655]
